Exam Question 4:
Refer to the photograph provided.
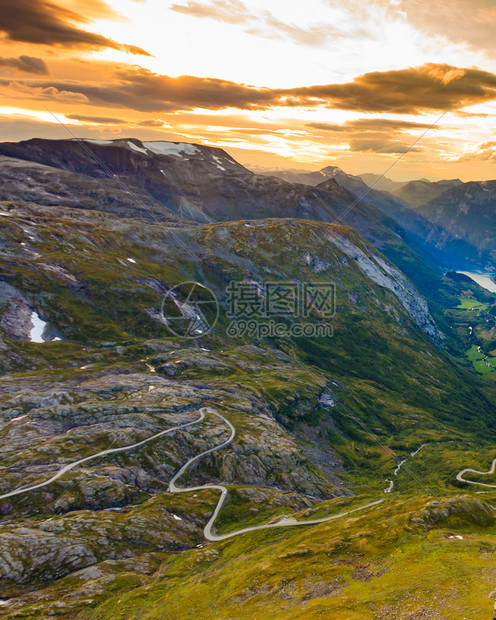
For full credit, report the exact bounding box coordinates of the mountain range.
[1,138,496,618]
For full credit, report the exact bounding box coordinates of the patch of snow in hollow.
[212,154,226,170]
[22,227,35,240]
[0,211,12,216]
[29,311,46,343]
[52,337,61,341]
[20,242,26,246]
[83,139,114,145]
[0,600,8,606]
[143,141,199,157]
[127,141,148,155]
[172,513,182,521]
[127,258,136,263]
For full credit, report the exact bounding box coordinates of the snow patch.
[143,141,199,157]
[0,212,12,216]
[212,154,226,170]
[29,312,46,343]
[172,513,182,521]
[127,141,148,155]
[127,258,136,264]
[84,139,114,145]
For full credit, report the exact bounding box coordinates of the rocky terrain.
[1,139,496,618]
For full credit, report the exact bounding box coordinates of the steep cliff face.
[325,230,442,340]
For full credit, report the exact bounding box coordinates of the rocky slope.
[0,140,455,315]
[413,180,496,267]
[262,163,496,271]
[359,171,406,192]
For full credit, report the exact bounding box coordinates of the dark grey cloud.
[307,118,432,154]
[66,114,127,124]
[136,119,165,127]
[347,138,423,154]
[0,0,150,55]
[0,55,48,74]
[66,114,165,127]
[307,118,438,133]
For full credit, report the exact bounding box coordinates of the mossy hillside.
[1,208,486,427]
[0,340,490,529]
[0,216,191,345]
[2,208,496,503]
[42,495,496,620]
[140,343,496,493]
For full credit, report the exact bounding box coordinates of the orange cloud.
[5,63,496,114]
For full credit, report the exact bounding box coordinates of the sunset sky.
[1,0,496,180]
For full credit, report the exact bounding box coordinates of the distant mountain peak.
[319,165,344,175]
[393,178,464,207]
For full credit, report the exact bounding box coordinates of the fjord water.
[457,271,496,293]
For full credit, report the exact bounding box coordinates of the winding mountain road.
[456,458,496,489]
[0,406,385,540]
[384,442,427,494]
[170,408,384,540]
[0,411,206,500]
